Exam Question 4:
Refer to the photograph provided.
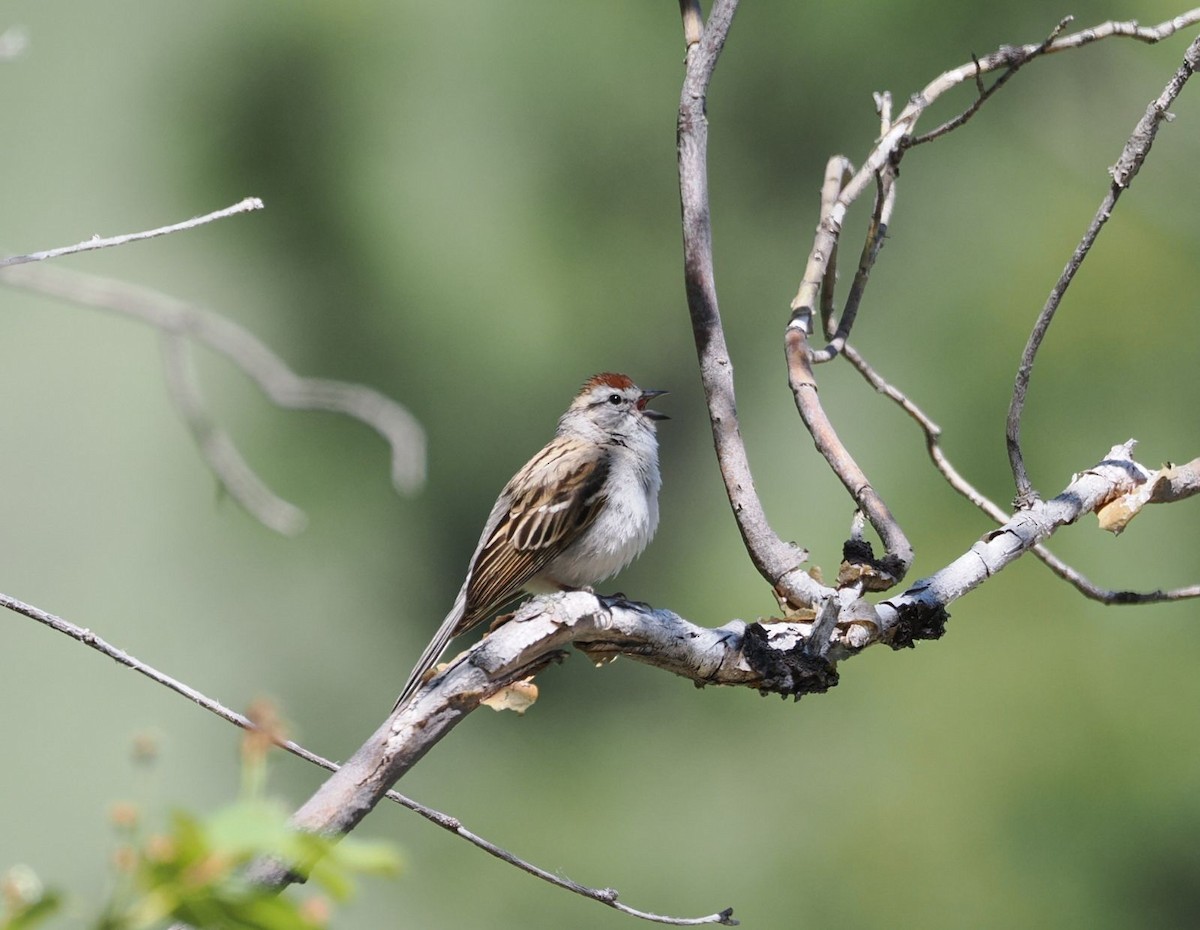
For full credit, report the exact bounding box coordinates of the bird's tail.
[393,590,467,712]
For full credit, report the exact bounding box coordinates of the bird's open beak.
[637,389,670,421]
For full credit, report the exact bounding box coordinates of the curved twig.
[797,155,854,343]
[875,441,1160,629]
[843,344,1200,605]
[0,262,427,529]
[791,10,1200,384]
[160,333,308,535]
[677,0,828,612]
[1006,33,1200,505]
[785,323,913,588]
[810,170,895,362]
[905,19,1071,149]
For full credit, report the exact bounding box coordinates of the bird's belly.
[543,489,659,588]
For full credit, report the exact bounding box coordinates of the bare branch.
[0,590,735,927]
[0,263,426,530]
[875,441,1172,632]
[812,156,855,341]
[785,322,913,588]
[1034,546,1200,605]
[0,198,264,267]
[844,342,1006,517]
[160,333,307,535]
[248,590,847,891]
[806,167,895,363]
[1046,10,1200,47]
[677,0,828,613]
[780,154,911,588]
[257,436,1191,873]
[906,18,1071,148]
[792,11,1200,360]
[843,344,1200,605]
[1006,33,1200,505]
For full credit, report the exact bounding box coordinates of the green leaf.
[0,890,62,930]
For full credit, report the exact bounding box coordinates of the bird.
[394,372,667,711]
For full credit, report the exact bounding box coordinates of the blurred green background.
[2,1,1199,927]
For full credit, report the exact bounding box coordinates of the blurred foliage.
[1,1,1198,929]
[0,726,399,930]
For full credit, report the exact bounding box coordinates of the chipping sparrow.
[394,372,667,710]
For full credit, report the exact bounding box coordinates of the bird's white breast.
[542,442,661,588]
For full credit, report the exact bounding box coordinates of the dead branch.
[5,5,1199,927]
[676,0,827,614]
[875,442,1166,631]
[785,321,913,589]
[1006,32,1200,505]
[0,198,264,267]
[0,262,426,533]
[233,439,1189,902]
[841,344,1200,605]
[0,590,734,928]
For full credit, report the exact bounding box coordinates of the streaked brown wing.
[456,437,610,634]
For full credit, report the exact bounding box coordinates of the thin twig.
[1047,10,1200,47]
[875,441,1169,632]
[0,198,265,267]
[907,19,1071,148]
[1035,547,1200,604]
[1006,32,1200,505]
[0,262,427,529]
[797,156,854,342]
[791,10,1200,356]
[842,343,1200,605]
[807,169,895,363]
[0,591,736,927]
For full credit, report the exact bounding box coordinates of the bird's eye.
[608,393,623,405]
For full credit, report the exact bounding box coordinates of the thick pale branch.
[248,589,847,890]
[257,440,1190,886]
[677,0,827,612]
[876,442,1167,631]
[9,430,1189,919]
